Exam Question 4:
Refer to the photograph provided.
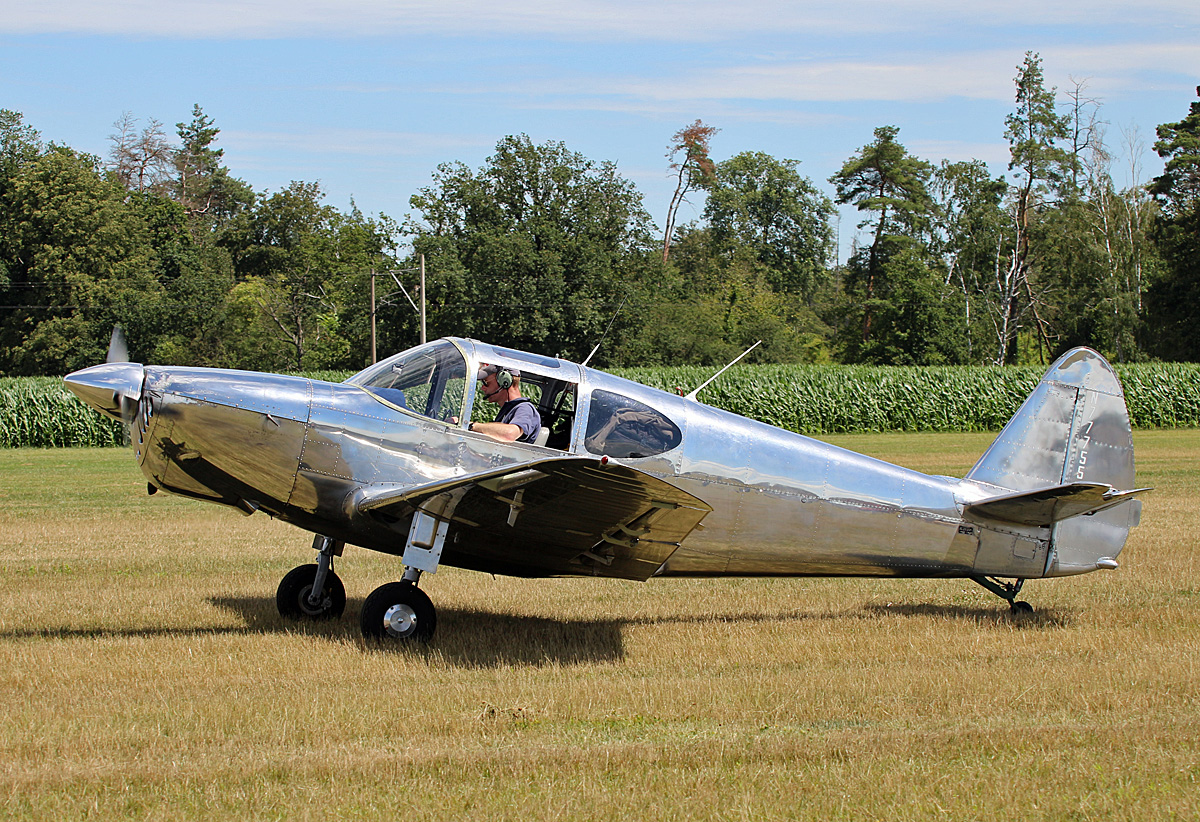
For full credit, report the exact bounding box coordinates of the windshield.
[348,340,468,421]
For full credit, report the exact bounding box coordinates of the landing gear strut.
[971,575,1034,613]
[276,535,346,620]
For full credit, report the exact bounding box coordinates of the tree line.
[1,52,1198,376]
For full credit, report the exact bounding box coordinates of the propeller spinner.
[63,361,146,424]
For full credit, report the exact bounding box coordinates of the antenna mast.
[684,340,762,401]
[580,296,627,368]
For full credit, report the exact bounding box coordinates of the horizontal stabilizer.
[965,482,1150,527]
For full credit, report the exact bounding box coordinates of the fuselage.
[73,337,1048,582]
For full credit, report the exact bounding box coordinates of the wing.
[964,482,1150,527]
[353,456,712,580]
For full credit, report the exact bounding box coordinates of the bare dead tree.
[107,113,172,193]
[1065,77,1106,192]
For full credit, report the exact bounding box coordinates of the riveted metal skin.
[65,339,1143,588]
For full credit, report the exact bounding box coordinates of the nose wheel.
[276,563,347,620]
[276,535,347,621]
[360,580,437,643]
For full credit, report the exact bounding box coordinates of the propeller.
[107,324,130,365]
[105,325,138,426]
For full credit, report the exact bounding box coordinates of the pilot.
[468,365,542,444]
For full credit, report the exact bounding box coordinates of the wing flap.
[964,482,1151,527]
[353,457,712,580]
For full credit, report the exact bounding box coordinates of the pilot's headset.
[479,365,516,399]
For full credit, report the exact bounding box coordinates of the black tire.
[276,564,347,621]
[1011,600,1034,614]
[360,581,436,643]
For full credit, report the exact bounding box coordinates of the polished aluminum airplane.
[64,338,1146,643]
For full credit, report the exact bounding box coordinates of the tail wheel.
[276,564,346,620]
[360,581,436,643]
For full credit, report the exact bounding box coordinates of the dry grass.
[1,433,1197,821]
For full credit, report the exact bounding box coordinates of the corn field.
[5,363,1198,448]
[0,377,124,447]
[616,361,1200,434]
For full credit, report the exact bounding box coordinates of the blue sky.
[2,1,1198,260]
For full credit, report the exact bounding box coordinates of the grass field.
[1,432,1197,820]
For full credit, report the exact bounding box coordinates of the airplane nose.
[64,362,146,423]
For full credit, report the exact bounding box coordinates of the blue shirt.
[496,398,541,443]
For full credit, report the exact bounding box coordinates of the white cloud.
[471,50,1025,105]
[6,0,1199,39]
[437,42,1196,111]
[1043,42,1200,86]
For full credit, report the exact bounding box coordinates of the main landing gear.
[276,555,436,643]
[277,505,453,644]
[971,575,1034,614]
[354,499,459,644]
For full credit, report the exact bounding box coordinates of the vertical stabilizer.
[966,348,1140,576]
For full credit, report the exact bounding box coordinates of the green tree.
[830,126,938,358]
[132,190,236,366]
[0,110,44,294]
[618,225,831,365]
[854,243,968,365]
[1148,85,1200,213]
[1145,86,1200,359]
[98,106,257,367]
[930,160,1010,362]
[173,105,254,239]
[0,143,165,374]
[221,181,370,371]
[1036,125,1160,363]
[703,151,834,300]
[405,134,656,362]
[0,109,42,187]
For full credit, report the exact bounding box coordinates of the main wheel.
[1010,600,1034,614]
[276,564,347,620]
[360,581,436,643]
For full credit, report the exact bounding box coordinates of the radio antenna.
[580,296,627,368]
[684,340,762,402]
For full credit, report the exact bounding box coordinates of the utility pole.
[370,258,429,361]
[370,269,377,364]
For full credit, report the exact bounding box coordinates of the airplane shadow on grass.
[860,601,1071,628]
[208,595,1069,666]
[3,596,1066,669]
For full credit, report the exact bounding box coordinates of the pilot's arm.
[469,401,540,443]
[467,420,523,442]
